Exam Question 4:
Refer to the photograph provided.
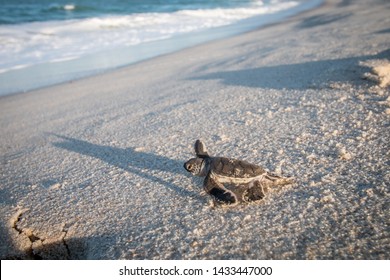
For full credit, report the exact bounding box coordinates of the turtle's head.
[184,158,207,176]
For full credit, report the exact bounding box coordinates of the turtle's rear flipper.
[244,184,266,202]
[264,172,294,186]
[204,174,237,205]
[195,140,209,158]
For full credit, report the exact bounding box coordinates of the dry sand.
[1,0,389,259]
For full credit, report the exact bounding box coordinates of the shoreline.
[1,0,389,260]
[0,0,323,97]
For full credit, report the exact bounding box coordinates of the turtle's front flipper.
[195,140,209,158]
[204,174,237,205]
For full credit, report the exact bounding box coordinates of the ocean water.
[0,0,322,95]
[0,0,262,24]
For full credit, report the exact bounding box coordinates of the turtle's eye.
[184,162,193,172]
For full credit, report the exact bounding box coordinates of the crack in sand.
[61,223,72,258]
[11,209,25,236]
[10,209,42,259]
[10,209,74,259]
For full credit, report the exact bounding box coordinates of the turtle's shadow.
[50,134,197,198]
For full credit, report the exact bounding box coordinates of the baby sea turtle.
[184,140,293,205]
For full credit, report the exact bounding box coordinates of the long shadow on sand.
[297,12,352,28]
[51,134,197,199]
[192,49,390,90]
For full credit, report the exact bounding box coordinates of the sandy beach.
[1,0,389,259]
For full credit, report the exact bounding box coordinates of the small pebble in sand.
[321,194,335,204]
[338,147,352,160]
[306,153,317,162]
[49,183,61,190]
[243,215,252,222]
[190,240,199,247]
[365,188,375,197]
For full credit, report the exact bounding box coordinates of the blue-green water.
[0,0,256,24]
